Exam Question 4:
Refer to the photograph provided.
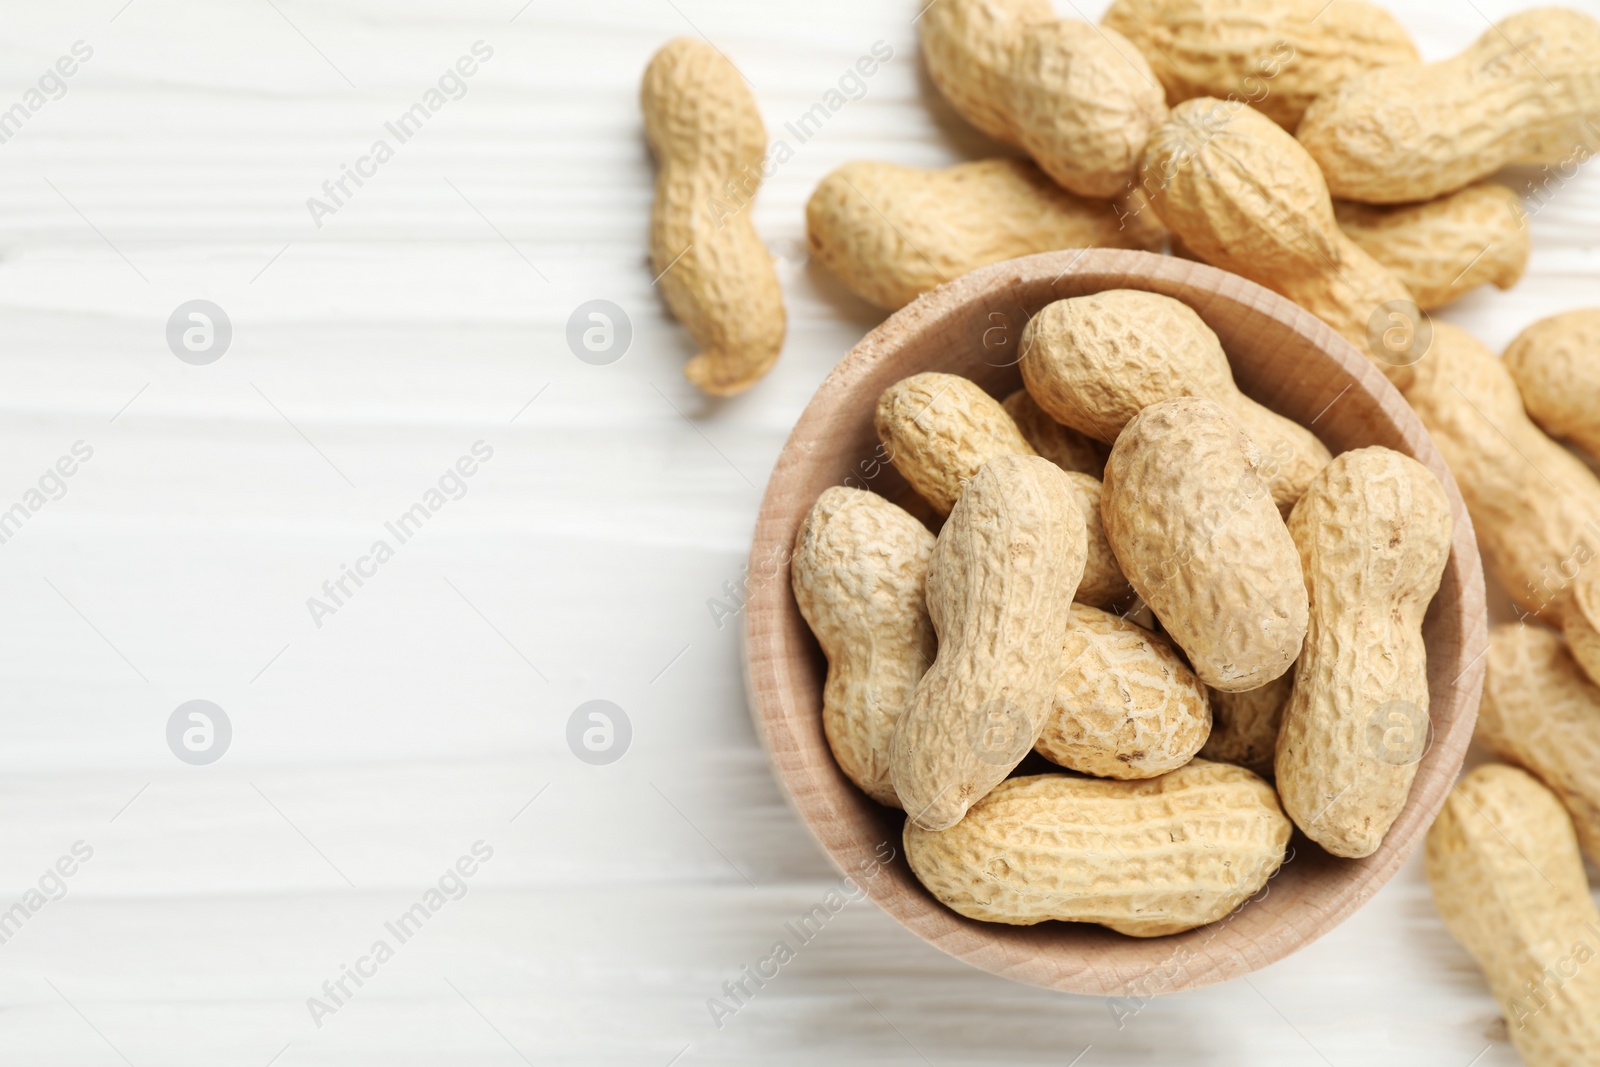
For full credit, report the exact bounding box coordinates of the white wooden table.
[0,1,1595,1063]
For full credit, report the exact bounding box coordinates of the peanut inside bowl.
[742,248,1486,997]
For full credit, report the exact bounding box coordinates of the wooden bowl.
[744,249,1486,996]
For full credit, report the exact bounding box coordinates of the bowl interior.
[744,249,1486,996]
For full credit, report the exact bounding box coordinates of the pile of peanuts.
[795,296,1451,926]
[642,1,1600,1059]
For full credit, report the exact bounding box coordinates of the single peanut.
[1140,98,1418,385]
[1035,604,1212,779]
[1019,289,1331,512]
[1562,569,1600,690]
[1274,447,1453,859]
[1298,7,1600,204]
[891,455,1087,830]
[1403,322,1600,626]
[904,761,1291,935]
[1477,622,1600,861]
[1333,182,1530,310]
[921,0,1168,198]
[1101,396,1308,693]
[876,373,1132,610]
[1102,0,1419,131]
[1200,674,1292,778]
[1002,389,1106,478]
[805,159,1162,311]
[1426,764,1600,1066]
[641,39,785,395]
[792,487,937,807]
[1504,308,1600,459]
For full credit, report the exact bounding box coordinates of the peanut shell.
[891,455,1087,830]
[1426,764,1600,1066]
[1002,389,1106,478]
[1563,570,1600,690]
[904,762,1291,935]
[1059,472,1136,612]
[1404,322,1600,626]
[1035,604,1212,779]
[1101,396,1308,692]
[1334,182,1530,310]
[922,0,1168,198]
[1477,622,1600,862]
[792,487,937,807]
[1503,308,1600,460]
[1200,673,1291,778]
[1139,98,1417,386]
[877,373,1130,610]
[1102,0,1419,131]
[641,39,785,395]
[806,159,1162,311]
[1274,447,1452,859]
[1299,7,1600,203]
[876,372,1036,518]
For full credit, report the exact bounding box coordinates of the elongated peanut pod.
[1426,765,1600,1066]
[1200,673,1292,778]
[1274,447,1452,859]
[1476,623,1600,861]
[891,455,1086,830]
[1035,604,1211,779]
[922,0,1167,198]
[1101,397,1307,692]
[1019,289,1331,512]
[805,159,1161,311]
[1563,571,1600,690]
[1139,98,1418,387]
[641,39,785,396]
[792,487,936,807]
[1102,0,1419,131]
[1334,183,1530,310]
[1504,308,1600,460]
[1404,322,1600,626]
[1299,7,1600,204]
[905,762,1290,935]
